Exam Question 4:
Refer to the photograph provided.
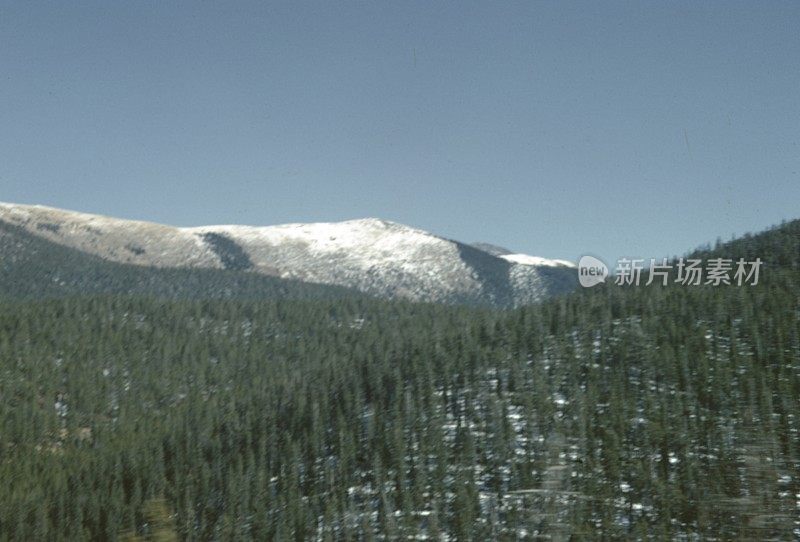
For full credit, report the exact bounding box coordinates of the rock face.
[0,202,577,307]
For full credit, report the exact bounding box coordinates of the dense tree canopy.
[0,220,798,540]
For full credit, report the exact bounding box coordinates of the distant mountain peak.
[470,242,514,256]
[499,253,576,268]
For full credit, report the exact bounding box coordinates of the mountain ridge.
[0,201,577,306]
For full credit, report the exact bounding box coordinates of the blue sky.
[1,1,798,264]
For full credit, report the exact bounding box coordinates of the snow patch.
[500,253,575,268]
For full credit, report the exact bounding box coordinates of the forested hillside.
[0,221,798,540]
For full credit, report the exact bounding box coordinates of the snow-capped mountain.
[0,202,576,306]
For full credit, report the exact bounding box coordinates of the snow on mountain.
[184,218,485,302]
[0,202,218,268]
[500,253,575,268]
[0,202,577,306]
[469,242,514,256]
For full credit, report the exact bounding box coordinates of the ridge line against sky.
[1,1,798,264]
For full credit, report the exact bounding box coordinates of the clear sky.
[1,1,798,264]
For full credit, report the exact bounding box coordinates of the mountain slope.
[0,220,357,301]
[1,219,797,539]
[0,202,576,306]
